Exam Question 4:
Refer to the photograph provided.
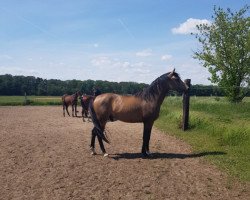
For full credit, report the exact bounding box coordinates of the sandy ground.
[0,106,249,200]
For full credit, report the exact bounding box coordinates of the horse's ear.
[168,68,175,77]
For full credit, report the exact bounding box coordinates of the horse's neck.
[156,87,168,108]
[72,94,78,101]
[145,86,168,112]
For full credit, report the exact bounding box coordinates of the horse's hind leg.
[66,105,70,116]
[90,128,97,155]
[90,127,108,157]
[97,135,108,157]
[63,104,65,117]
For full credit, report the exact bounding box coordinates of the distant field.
[0,96,62,106]
[155,96,250,181]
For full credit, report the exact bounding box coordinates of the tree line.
[0,74,147,96]
[1,74,249,97]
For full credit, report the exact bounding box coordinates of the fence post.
[182,79,191,131]
[24,92,27,105]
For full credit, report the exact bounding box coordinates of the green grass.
[0,96,62,106]
[155,96,250,182]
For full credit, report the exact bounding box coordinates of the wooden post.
[182,79,191,131]
[24,92,27,105]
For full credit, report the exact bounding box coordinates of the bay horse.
[62,91,81,117]
[89,69,189,157]
[80,94,94,121]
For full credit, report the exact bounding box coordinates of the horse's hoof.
[90,147,96,155]
[103,153,109,157]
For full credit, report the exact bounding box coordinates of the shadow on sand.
[111,151,226,160]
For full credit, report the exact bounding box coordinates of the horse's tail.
[89,99,110,144]
[62,95,65,103]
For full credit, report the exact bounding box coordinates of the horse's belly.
[114,112,143,123]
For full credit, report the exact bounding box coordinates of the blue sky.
[0,0,248,84]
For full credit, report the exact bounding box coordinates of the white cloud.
[0,55,13,60]
[91,56,150,70]
[93,43,99,48]
[136,48,153,57]
[0,66,40,76]
[161,54,172,61]
[172,18,211,35]
[174,59,211,85]
[89,55,152,82]
[91,56,112,67]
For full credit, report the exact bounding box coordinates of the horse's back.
[62,94,73,104]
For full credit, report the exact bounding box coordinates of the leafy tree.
[193,5,250,102]
[81,79,95,94]
[37,79,47,95]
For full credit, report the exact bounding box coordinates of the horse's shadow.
[111,151,226,160]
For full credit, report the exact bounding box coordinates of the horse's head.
[75,91,81,97]
[167,69,189,92]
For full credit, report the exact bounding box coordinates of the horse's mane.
[134,72,180,101]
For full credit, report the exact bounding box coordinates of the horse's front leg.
[75,104,77,117]
[82,108,85,122]
[141,121,153,157]
[72,105,75,117]
[84,110,88,118]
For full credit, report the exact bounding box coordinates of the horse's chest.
[142,105,160,120]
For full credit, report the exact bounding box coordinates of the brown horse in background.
[80,94,94,121]
[62,91,81,117]
[89,69,188,157]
